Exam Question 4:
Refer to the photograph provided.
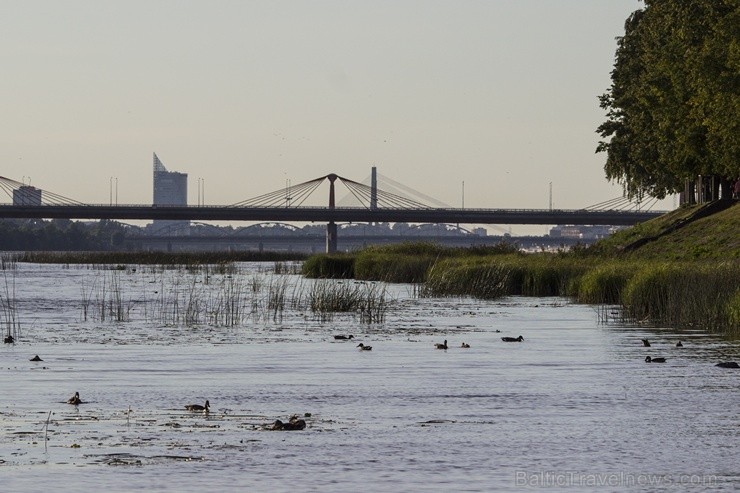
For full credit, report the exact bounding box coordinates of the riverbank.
[303,202,740,335]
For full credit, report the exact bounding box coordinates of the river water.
[1,262,738,491]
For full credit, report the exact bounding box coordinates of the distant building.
[13,186,42,206]
[549,224,624,240]
[151,153,189,234]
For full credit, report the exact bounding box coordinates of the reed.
[302,254,355,279]
[266,276,289,322]
[0,253,19,270]
[307,279,390,323]
[727,291,740,335]
[222,276,247,326]
[1,270,21,340]
[359,282,390,324]
[421,254,590,299]
[353,242,461,283]
[576,262,635,305]
[422,258,510,299]
[621,262,740,334]
[354,252,434,283]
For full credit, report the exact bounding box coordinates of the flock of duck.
[334,333,525,352]
[47,333,740,429]
[641,338,739,368]
[338,333,737,369]
[63,393,308,431]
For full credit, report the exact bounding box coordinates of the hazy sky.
[1,1,666,232]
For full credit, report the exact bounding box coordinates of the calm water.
[1,263,738,492]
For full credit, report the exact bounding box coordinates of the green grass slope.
[587,201,740,260]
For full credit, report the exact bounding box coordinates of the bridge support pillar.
[326,173,339,254]
[326,221,337,254]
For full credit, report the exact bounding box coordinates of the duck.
[715,362,739,369]
[333,335,354,340]
[641,339,651,347]
[434,339,448,350]
[272,418,307,431]
[3,335,13,344]
[502,335,524,342]
[67,392,81,405]
[185,400,210,412]
[676,341,683,348]
[461,342,470,348]
[645,356,666,363]
[356,343,372,351]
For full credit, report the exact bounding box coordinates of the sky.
[0,0,670,233]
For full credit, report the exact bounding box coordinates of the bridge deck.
[0,204,664,226]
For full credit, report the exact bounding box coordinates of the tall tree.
[597,0,739,201]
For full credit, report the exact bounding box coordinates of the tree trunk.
[720,178,732,200]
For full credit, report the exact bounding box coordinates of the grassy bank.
[302,202,740,335]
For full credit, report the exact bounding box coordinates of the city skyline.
[1,1,671,234]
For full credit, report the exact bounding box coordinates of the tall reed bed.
[424,255,591,299]
[576,262,637,305]
[353,242,471,283]
[620,262,740,335]
[423,258,510,299]
[303,241,522,284]
[302,253,355,279]
[308,279,390,323]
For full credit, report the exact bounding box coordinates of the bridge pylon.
[326,174,338,254]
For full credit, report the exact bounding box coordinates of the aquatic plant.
[302,253,355,279]
[576,262,634,305]
[307,279,390,323]
[1,270,20,340]
[0,253,19,271]
[266,276,289,322]
[621,262,740,334]
[358,282,390,324]
[422,258,510,299]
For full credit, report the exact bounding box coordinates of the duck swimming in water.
[185,400,210,412]
[272,418,306,431]
[334,335,354,340]
[67,392,81,405]
[461,342,470,348]
[502,336,524,342]
[645,356,666,363]
[675,341,683,347]
[641,339,651,347]
[715,361,739,369]
[356,343,372,351]
[434,340,448,350]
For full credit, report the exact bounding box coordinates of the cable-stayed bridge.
[0,173,666,252]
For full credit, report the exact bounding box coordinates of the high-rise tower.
[152,153,189,234]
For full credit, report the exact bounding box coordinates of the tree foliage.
[0,219,127,251]
[597,0,739,200]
